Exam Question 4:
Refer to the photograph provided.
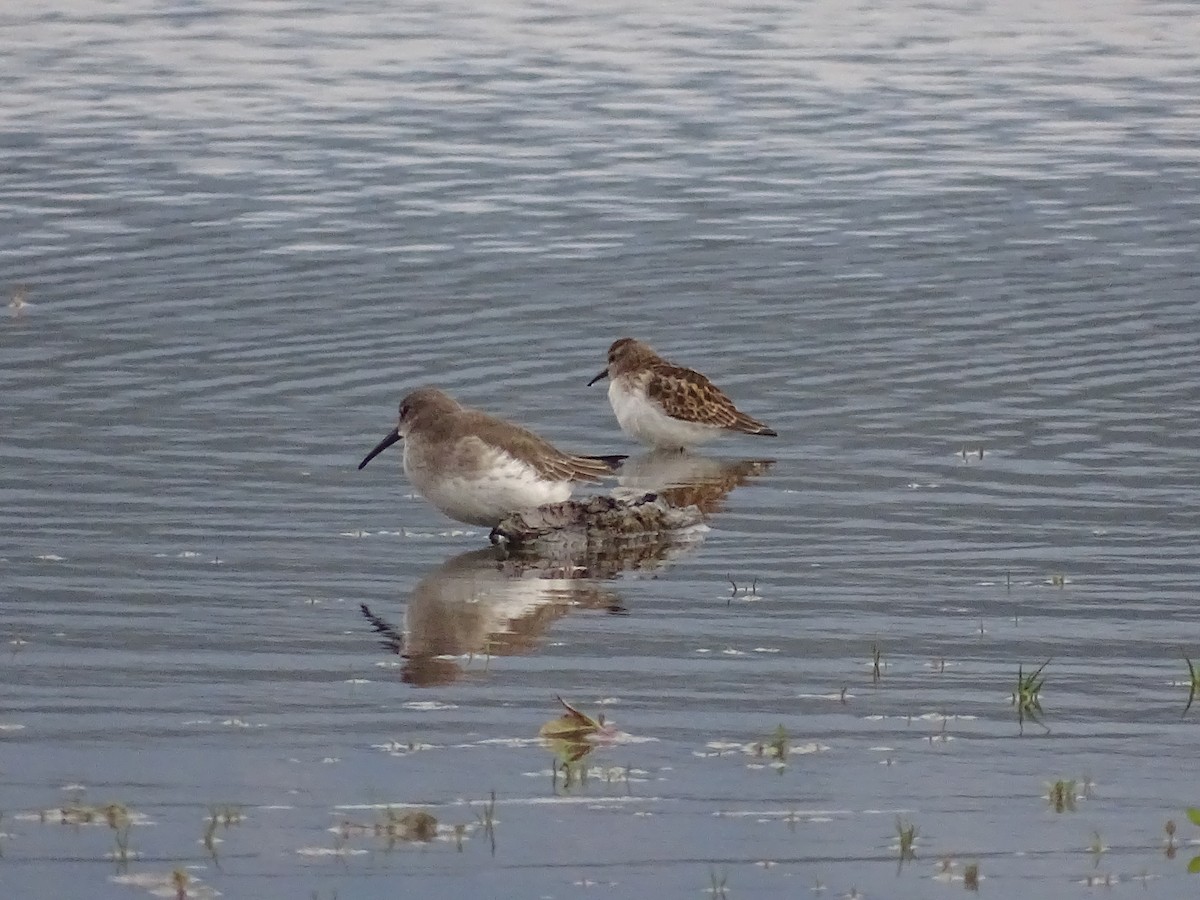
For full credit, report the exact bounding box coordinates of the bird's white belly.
[406,448,572,526]
[609,380,721,450]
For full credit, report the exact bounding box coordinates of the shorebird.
[358,387,623,528]
[587,338,777,450]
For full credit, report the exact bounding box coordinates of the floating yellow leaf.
[539,696,605,741]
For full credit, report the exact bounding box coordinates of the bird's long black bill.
[358,428,401,470]
[587,367,609,387]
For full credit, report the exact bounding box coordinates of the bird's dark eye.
[400,404,410,419]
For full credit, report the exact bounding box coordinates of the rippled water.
[3,1,1199,897]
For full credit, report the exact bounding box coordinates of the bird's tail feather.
[582,453,629,470]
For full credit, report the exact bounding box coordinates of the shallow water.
[3,0,1200,897]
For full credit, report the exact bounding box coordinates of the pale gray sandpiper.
[358,386,624,528]
[587,338,777,450]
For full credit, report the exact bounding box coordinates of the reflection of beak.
[358,427,401,470]
[587,367,609,387]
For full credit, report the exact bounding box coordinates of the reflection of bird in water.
[615,450,775,517]
[363,540,685,687]
[490,452,773,550]
[360,453,773,686]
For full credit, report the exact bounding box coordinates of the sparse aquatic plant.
[766,724,789,762]
[933,857,981,890]
[1047,779,1078,813]
[112,818,133,870]
[59,800,124,827]
[374,807,438,846]
[1180,807,1200,873]
[113,869,219,900]
[1089,830,1106,867]
[554,756,590,791]
[727,575,758,599]
[871,642,882,684]
[1050,573,1065,588]
[475,791,496,830]
[104,803,130,830]
[202,814,218,859]
[927,714,950,745]
[895,816,918,865]
[1165,818,1177,858]
[1182,653,1200,715]
[55,800,138,868]
[171,867,189,900]
[335,808,439,852]
[216,804,242,826]
[708,867,728,899]
[748,725,790,770]
[202,804,244,859]
[474,791,497,855]
[1011,660,1050,733]
[963,861,980,891]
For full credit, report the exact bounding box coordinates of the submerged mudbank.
[490,491,706,548]
[490,452,775,550]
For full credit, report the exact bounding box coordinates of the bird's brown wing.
[646,363,775,434]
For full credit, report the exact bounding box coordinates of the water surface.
[2,1,1199,897]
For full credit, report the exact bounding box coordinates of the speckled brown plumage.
[596,337,777,435]
[642,364,775,433]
